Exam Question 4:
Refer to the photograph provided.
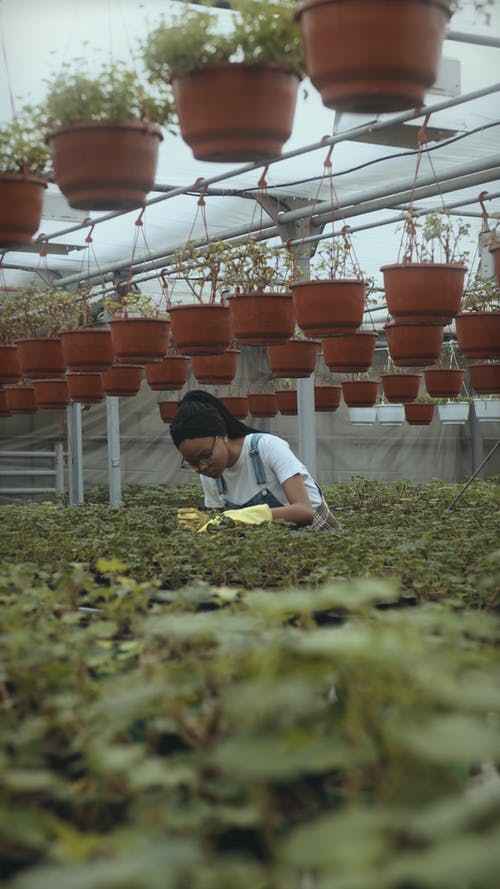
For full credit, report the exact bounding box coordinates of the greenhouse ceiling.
[1,0,499,305]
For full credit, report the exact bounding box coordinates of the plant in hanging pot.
[436,395,471,425]
[375,397,405,426]
[275,380,298,416]
[0,292,23,384]
[105,286,170,365]
[294,0,451,114]
[423,343,465,397]
[0,105,50,247]
[145,336,190,391]
[247,384,279,418]
[380,360,422,404]
[167,240,234,355]
[404,393,436,426]
[226,238,295,345]
[267,335,320,378]
[468,361,500,396]
[3,382,38,415]
[102,364,143,397]
[142,0,303,162]
[385,317,444,367]
[472,395,500,423]
[323,327,378,373]
[381,210,469,326]
[58,288,115,373]
[341,374,380,408]
[43,59,172,210]
[455,273,500,360]
[292,229,369,337]
[7,284,78,379]
[158,399,180,424]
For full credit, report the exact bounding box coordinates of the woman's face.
[178,435,228,477]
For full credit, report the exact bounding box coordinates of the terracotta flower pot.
[66,372,105,404]
[219,396,249,419]
[60,328,115,372]
[15,337,66,379]
[385,322,444,367]
[342,379,380,407]
[109,318,170,365]
[0,344,21,384]
[295,0,450,113]
[145,355,190,390]
[173,62,299,162]
[424,367,464,398]
[102,364,143,397]
[0,172,47,247]
[292,279,365,336]
[47,120,163,210]
[468,362,500,395]
[455,312,500,360]
[314,384,342,411]
[381,263,466,325]
[276,389,298,416]
[191,349,239,385]
[158,400,180,424]
[323,330,377,373]
[267,337,320,378]
[381,372,422,403]
[4,384,37,414]
[247,392,278,418]
[169,304,233,356]
[0,389,11,417]
[404,402,435,425]
[33,378,70,410]
[228,291,295,345]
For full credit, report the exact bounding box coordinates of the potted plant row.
[0,107,50,248]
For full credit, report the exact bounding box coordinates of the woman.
[170,390,340,532]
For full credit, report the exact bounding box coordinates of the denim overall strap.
[218,433,284,510]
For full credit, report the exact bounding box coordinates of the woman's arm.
[270,473,314,527]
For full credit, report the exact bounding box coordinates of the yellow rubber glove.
[177,507,210,531]
[198,504,273,532]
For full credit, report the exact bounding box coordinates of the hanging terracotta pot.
[4,384,38,414]
[276,389,298,416]
[66,373,105,404]
[228,291,295,345]
[145,355,190,390]
[191,349,239,385]
[385,322,444,366]
[169,304,233,356]
[173,62,299,162]
[342,379,380,407]
[292,279,365,336]
[32,378,70,410]
[314,384,342,411]
[0,344,21,384]
[47,120,163,211]
[60,328,115,372]
[247,392,278,418]
[490,242,500,285]
[424,367,464,398]
[0,172,47,247]
[0,389,11,417]
[468,362,500,395]
[15,337,66,379]
[323,330,377,373]
[219,395,249,419]
[294,0,450,113]
[267,337,320,378]
[381,263,466,325]
[455,312,500,360]
[109,318,170,365]
[381,372,422,403]
[102,364,143,397]
[158,400,180,424]
[404,402,435,425]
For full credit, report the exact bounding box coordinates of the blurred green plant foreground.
[0,476,499,889]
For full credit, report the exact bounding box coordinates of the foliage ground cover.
[0,478,499,888]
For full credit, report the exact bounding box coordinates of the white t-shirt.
[200,433,322,509]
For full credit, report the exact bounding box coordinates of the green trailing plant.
[0,106,51,176]
[400,209,471,264]
[43,59,174,129]
[461,272,500,311]
[142,0,303,82]
[226,238,294,293]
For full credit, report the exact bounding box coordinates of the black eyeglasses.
[180,435,218,471]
